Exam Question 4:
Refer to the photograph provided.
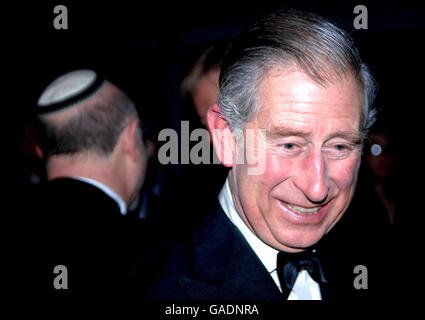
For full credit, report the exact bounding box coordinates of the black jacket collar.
[176,204,282,300]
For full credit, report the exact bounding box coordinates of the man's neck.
[47,154,127,204]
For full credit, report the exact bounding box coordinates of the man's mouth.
[285,204,322,215]
[276,200,330,223]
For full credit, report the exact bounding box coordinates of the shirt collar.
[71,176,127,215]
[218,178,279,273]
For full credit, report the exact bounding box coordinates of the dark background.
[7,1,425,297]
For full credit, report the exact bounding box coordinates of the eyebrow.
[266,126,363,144]
[266,127,312,139]
[325,131,363,144]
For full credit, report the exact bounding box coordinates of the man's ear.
[207,104,236,167]
[122,118,142,161]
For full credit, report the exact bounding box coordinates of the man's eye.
[324,143,355,160]
[334,144,347,151]
[283,143,297,150]
[273,142,302,157]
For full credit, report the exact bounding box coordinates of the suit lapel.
[217,229,283,300]
[177,205,282,300]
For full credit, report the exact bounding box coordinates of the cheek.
[260,154,297,187]
[242,155,297,216]
[236,154,290,208]
[330,158,361,191]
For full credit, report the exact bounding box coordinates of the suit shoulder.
[123,227,196,300]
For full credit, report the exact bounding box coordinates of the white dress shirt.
[218,179,322,300]
[71,176,127,215]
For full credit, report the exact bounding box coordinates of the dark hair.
[37,83,139,157]
[219,9,377,135]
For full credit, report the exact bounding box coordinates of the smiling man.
[132,9,393,301]
[219,67,364,253]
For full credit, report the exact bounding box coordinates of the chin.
[283,238,321,250]
[272,227,327,251]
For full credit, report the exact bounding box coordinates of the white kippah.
[38,69,98,106]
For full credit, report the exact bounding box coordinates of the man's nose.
[294,149,329,203]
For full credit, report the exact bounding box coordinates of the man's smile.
[276,200,331,224]
[286,203,321,215]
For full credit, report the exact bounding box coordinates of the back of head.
[36,70,139,159]
[219,9,376,136]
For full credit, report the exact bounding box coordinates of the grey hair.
[218,9,377,137]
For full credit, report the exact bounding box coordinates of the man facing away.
[34,70,150,300]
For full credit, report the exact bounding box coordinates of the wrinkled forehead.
[254,67,363,127]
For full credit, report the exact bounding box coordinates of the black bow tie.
[276,249,328,299]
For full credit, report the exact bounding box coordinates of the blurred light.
[371,144,382,156]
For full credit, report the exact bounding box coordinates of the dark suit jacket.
[127,196,395,301]
[127,202,281,300]
[36,178,149,300]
